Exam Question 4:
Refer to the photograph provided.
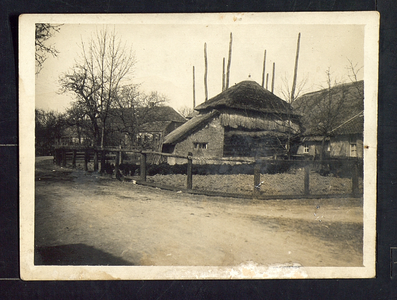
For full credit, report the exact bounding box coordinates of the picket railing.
[53,146,362,199]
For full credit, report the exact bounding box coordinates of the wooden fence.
[53,146,362,199]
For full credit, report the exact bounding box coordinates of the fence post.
[61,149,66,167]
[55,149,61,166]
[115,151,120,177]
[253,162,261,197]
[119,146,123,165]
[94,150,98,172]
[100,149,106,173]
[140,152,147,181]
[304,164,310,196]
[72,149,77,168]
[352,160,359,196]
[187,154,193,190]
[84,149,88,171]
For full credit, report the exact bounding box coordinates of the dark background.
[1,0,396,299]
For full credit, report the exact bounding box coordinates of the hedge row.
[114,160,362,178]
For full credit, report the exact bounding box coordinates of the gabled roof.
[195,80,295,115]
[138,121,173,133]
[163,110,220,145]
[137,106,186,123]
[330,111,363,135]
[292,80,364,136]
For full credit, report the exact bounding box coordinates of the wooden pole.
[192,66,196,108]
[94,150,98,172]
[304,164,310,195]
[119,148,123,165]
[222,57,226,91]
[253,162,261,197]
[84,149,88,171]
[72,149,76,168]
[140,152,147,181]
[187,156,193,190]
[261,50,266,88]
[61,149,66,167]
[226,32,233,89]
[100,149,106,173]
[204,43,208,101]
[55,149,61,166]
[266,73,269,90]
[115,151,120,177]
[291,32,301,103]
[352,161,359,196]
[271,62,276,93]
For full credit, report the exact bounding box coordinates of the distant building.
[117,106,186,151]
[293,80,363,159]
[329,111,363,158]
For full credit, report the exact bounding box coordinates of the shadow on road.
[35,243,133,266]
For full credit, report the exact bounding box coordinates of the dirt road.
[35,157,363,267]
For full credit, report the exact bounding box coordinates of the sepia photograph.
[19,12,378,280]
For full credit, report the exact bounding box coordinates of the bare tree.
[35,23,62,74]
[293,68,360,160]
[59,27,136,150]
[280,75,308,104]
[177,106,195,118]
[346,58,364,99]
[111,85,168,147]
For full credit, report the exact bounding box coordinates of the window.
[350,143,357,157]
[303,144,309,153]
[194,142,208,149]
[350,135,357,157]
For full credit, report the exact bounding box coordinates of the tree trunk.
[320,136,326,161]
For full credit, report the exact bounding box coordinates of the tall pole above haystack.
[271,62,275,93]
[266,73,269,90]
[261,50,267,87]
[204,43,208,101]
[226,32,233,89]
[290,32,301,103]
[222,57,226,91]
[192,66,196,108]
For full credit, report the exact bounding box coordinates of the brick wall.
[168,116,224,164]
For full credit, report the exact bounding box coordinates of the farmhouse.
[293,80,364,159]
[329,111,363,158]
[110,105,186,151]
[162,80,301,163]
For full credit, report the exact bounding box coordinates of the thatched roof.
[225,130,290,138]
[163,110,220,145]
[330,111,363,135]
[138,121,173,133]
[292,80,363,136]
[109,105,186,134]
[137,106,186,123]
[219,112,300,133]
[195,80,296,116]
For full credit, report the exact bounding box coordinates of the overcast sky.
[35,17,364,113]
